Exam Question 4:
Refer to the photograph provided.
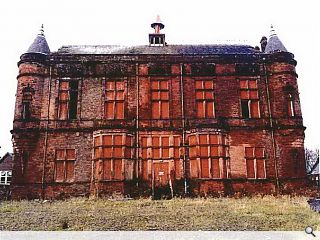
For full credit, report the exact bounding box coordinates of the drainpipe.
[263,60,280,193]
[180,63,188,195]
[41,64,52,199]
[135,63,140,186]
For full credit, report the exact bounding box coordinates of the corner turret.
[265,25,287,54]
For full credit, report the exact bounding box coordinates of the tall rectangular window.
[151,79,169,119]
[94,134,133,180]
[240,79,260,118]
[58,81,78,120]
[189,134,228,179]
[245,147,266,179]
[195,80,215,118]
[105,80,125,119]
[55,149,76,182]
[287,94,295,117]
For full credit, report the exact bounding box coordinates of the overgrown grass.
[0,196,319,230]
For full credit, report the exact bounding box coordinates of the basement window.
[55,149,76,182]
[245,147,266,179]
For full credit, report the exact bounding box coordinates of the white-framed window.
[0,171,12,185]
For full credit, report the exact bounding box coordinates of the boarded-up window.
[55,149,76,182]
[195,80,215,118]
[151,79,169,119]
[188,134,228,179]
[105,80,125,119]
[240,79,260,118]
[58,81,78,120]
[93,134,133,180]
[245,147,266,179]
[140,135,182,180]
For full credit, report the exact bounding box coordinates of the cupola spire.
[149,15,166,46]
[26,24,50,54]
[264,25,287,54]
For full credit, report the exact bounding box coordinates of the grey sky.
[0,0,319,156]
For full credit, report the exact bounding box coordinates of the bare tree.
[306,148,320,174]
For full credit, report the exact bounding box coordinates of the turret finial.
[39,24,44,36]
[270,24,276,37]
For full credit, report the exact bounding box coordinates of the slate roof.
[56,44,258,55]
[265,26,287,54]
[27,33,50,54]
[0,152,13,171]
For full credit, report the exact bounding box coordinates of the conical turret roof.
[265,25,287,54]
[27,25,50,54]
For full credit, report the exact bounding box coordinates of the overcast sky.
[0,0,319,156]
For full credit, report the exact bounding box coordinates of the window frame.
[195,79,215,119]
[287,93,295,117]
[245,147,266,179]
[54,149,76,182]
[239,79,260,119]
[104,79,125,120]
[93,134,133,181]
[57,80,79,120]
[151,79,170,119]
[139,135,183,180]
[189,134,229,179]
[0,171,12,185]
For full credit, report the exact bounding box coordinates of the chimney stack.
[260,36,267,52]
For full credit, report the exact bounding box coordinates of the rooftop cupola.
[26,24,50,54]
[265,25,287,54]
[149,15,166,46]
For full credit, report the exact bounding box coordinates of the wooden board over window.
[139,135,182,180]
[55,149,76,182]
[105,79,125,119]
[93,134,133,181]
[188,134,228,179]
[245,147,266,179]
[195,79,215,118]
[240,79,260,118]
[58,81,79,120]
[151,79,169,119]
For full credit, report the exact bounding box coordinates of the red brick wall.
[11,53,307,199]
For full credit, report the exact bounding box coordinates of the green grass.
[0,196,319,230]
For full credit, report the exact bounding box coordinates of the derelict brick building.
[11,18,307,199]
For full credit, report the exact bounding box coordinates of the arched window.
[283,84,296,117]
[287,93,295,117]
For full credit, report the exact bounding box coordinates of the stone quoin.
[11,18,307,199]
